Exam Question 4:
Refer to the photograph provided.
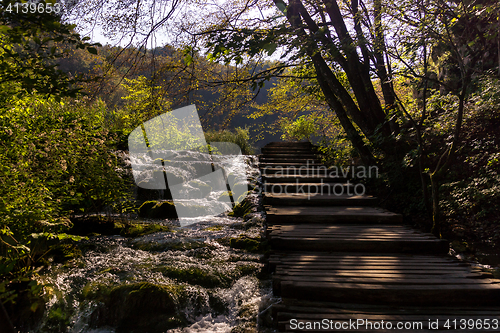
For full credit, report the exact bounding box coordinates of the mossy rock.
[155,266,233,288]
[48,243,82,263]
[228,198,253,218]
[230,235,262,253]
[87,282,187,333]
[138,201,178,219]
[118,222,171,237]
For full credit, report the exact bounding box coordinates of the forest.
[1,0,500,331]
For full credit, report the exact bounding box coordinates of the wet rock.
[138,201,178,219]
[88,282,187,333]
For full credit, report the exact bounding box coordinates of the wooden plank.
[264,193,378,206]
[266,207,403,224]
[274,301,500,314]
[270,252,454,259]
[263,177,349,184]
[273,262,468,269]
[275,268,475,275]
[280,280,500,306]
[269,238,449,254]
[269,258,466,265]
[274,276,496,285]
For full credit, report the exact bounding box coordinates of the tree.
[386,0,500,236]
[0,0,101,100]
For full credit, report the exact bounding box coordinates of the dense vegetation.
[1,0,499,331]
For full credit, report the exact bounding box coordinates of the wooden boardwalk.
[260,142,500,332]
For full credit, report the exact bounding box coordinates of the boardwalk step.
[263,194,378,206]
[266,206,403,224]
[264,182,360,194]
[259,163,324,169]
[260,166,346,176]
[267,225,448,253]
[260,141,500,326]
[280,280,500,306]
[262,176,349,183]
[259,153,319,158]
[260,158,322,164]
[275,302,500,332]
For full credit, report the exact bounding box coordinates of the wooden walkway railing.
[260,141,500,332]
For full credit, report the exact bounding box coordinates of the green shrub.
[280,115,319,142]
[0,96,132,237]
[0,95,132,315]
[204,127,254,155]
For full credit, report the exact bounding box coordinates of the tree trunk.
[430,173,442,238]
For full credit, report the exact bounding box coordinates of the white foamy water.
[34,154,274,333]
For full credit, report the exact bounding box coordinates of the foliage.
[0,0,100,101]
[317,136,354,167]
[0,96,132,318]
[280,115,319,142]
[204,127,254,155]
[439,76,500,222]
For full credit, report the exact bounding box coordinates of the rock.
[138,201,178,219]
[88,282,187,333]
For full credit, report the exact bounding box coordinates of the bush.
[280,115,319,142]
[204,127,254,155]
[0,96,132,236]
[0,95,132,318]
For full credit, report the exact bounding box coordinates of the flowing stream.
[34,154,278,333]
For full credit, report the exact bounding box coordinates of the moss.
[70,215,117,235]
[229,235,262,253]
[138,200,177,219]
[118,223,171,237]
[203,225,224,232]
[228,198,253,218]
[87,282,188,333]
[133,239,208,252]
[236,263,260,276]
[48,243,82,263]
[155,266,233,288]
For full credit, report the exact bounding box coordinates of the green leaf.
[184,54,193,66]
[262,42,277,56]
[87,47,97,55]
